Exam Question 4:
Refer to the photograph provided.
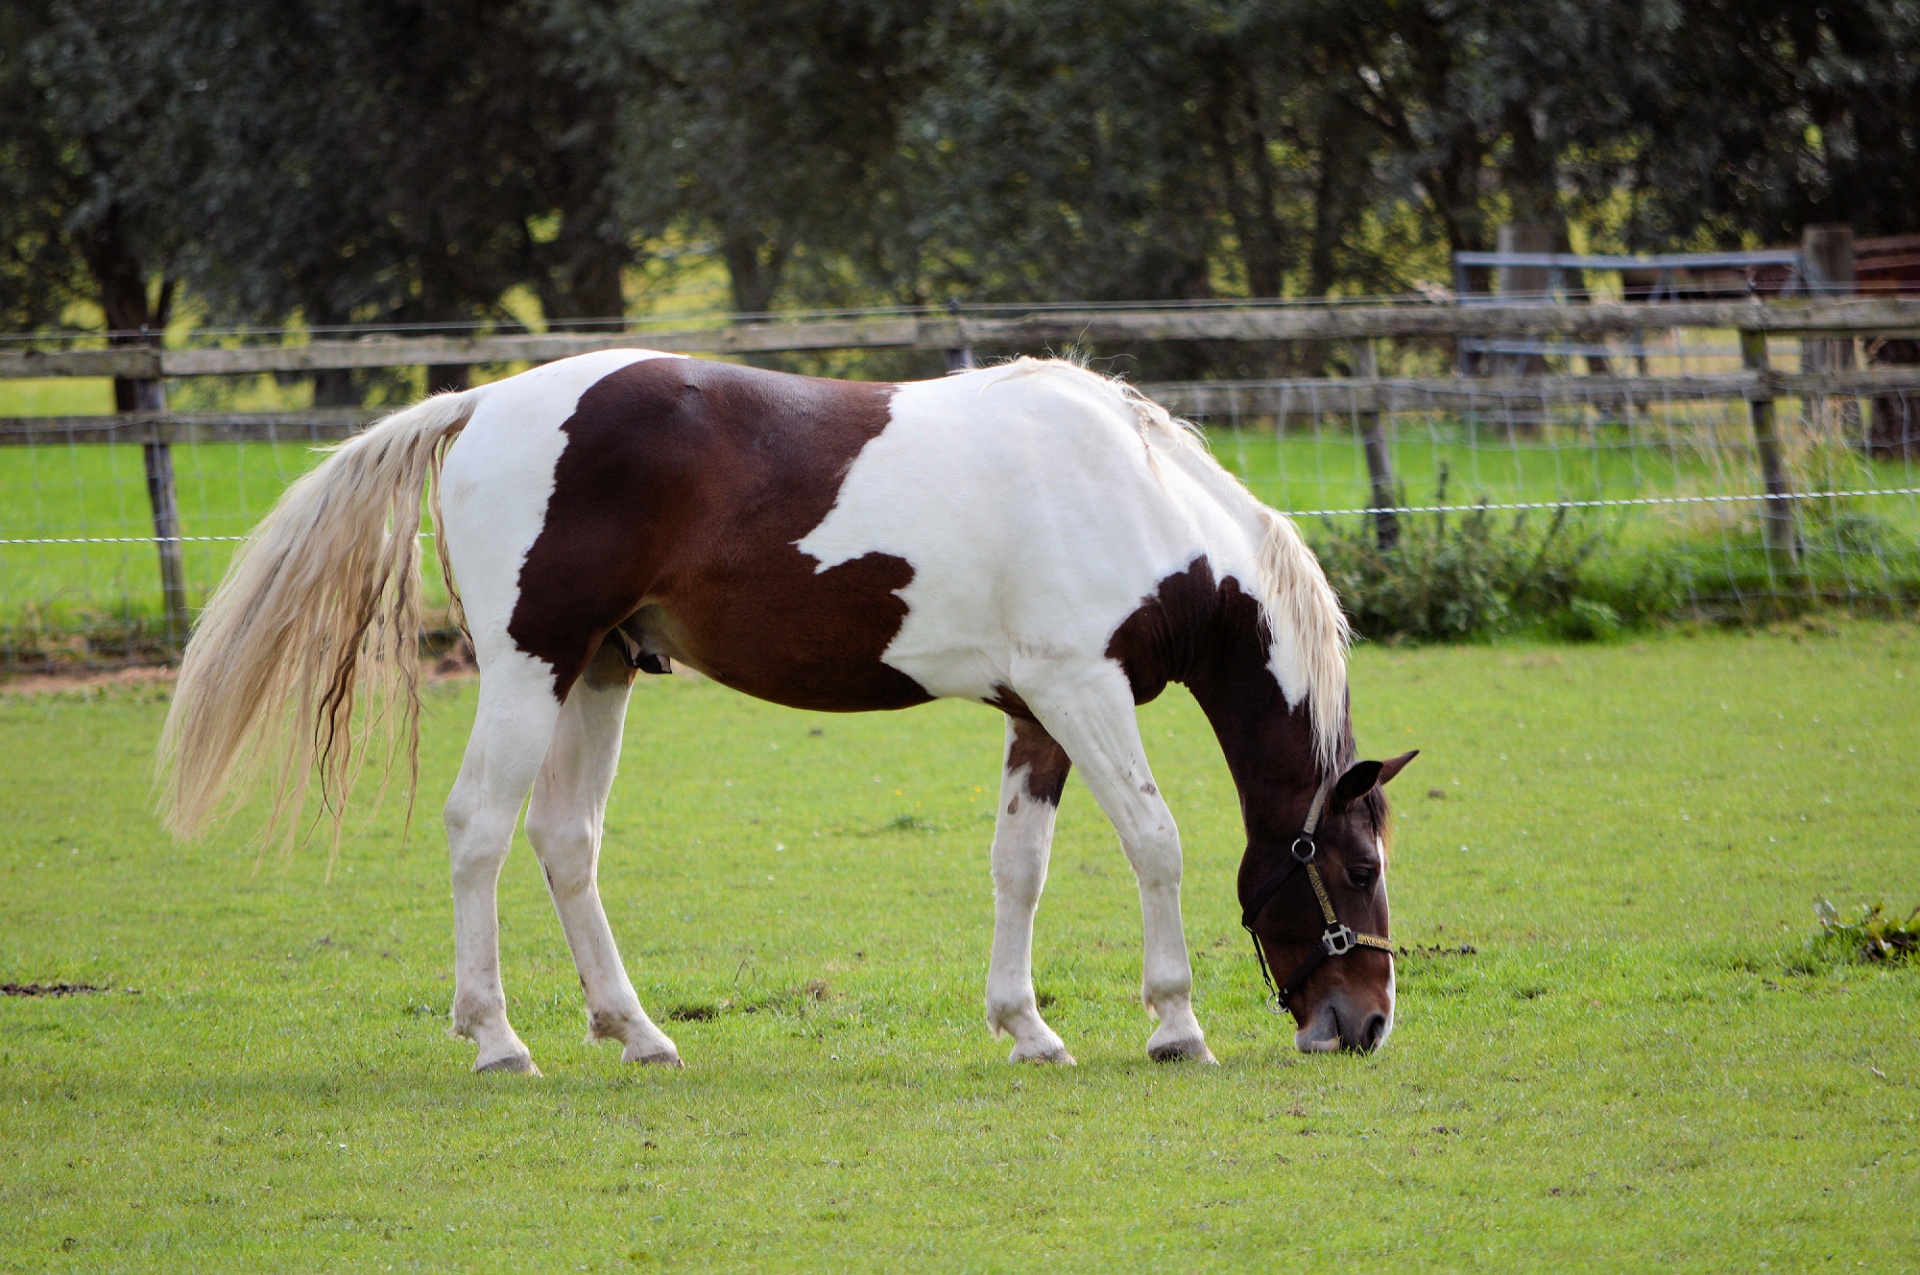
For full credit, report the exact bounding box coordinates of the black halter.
[1239,775,1394,1013]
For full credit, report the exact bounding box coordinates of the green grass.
[6,408,1918,656]
[0,439,450,658]
[2,625,1917,1270]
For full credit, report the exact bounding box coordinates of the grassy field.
[5,416,1918,654]
[2,624,1916,1270]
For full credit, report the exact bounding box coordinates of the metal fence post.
[1739,329,1800,567]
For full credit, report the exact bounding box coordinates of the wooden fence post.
[1351,339,1399,550]
[132,387,190,649]
[106,320,192,649]
[1799,224,1857,442]
[1494,224,1555,434]
[1739,329,1800,567]
[107,325,191,650]
[943,298,977,372]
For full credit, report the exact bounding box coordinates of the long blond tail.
[157,391,476,845]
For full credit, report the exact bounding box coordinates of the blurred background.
[4,0,1920,664]
[9,0,1920,365]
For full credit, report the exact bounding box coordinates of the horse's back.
[443,354,1247,707]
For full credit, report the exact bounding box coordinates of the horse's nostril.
[1359,1012,1387,1052]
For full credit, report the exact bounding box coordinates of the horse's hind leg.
[524,643,681,1066]
[1021,663,1214,1064]
[985,715,1075,1064]
[445,655,566,1074]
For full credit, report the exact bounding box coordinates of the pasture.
[2,624,1917,1270]
[8,422,1918,644]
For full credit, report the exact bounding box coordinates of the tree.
[174,0,632,394]
[553,0,933,315]
[1606,0,1920,247]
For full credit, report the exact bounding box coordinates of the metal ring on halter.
[1289,835,1317,864]
[1320,924,1357,956]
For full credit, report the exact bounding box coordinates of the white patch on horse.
[798,359,1346,769]
[796,360,1257,701]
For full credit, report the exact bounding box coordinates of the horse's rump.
[442,356,921,709]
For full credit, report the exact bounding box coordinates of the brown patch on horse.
[1108,557,1328,831]
[1102,555,1226,706]
[985,682,1036,722]
[1105,556,1394,1040]
[509,359,934,709]
[1006,716,1071,807]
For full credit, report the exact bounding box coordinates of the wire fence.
[3,311,1919,668]
[1174,378,1920,632]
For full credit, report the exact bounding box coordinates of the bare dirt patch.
[0,666,177,697]
[1,982,108,997]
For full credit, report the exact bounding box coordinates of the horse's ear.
[1330,750,1419,813]
[1377,750,1419,787]
[1330,761,1383,813]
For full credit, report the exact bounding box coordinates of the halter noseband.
[1239,775,1394,1014]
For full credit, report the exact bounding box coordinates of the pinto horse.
[159,352,1415,1070]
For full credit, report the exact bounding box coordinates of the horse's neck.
[1184,592,1326,845]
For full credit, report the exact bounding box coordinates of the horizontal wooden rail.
[1151,369,1920,416]
[6,298,1920,380]
[6,370,1919,445]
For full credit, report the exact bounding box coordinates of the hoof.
[1010,1043,1077,1066]
[474,1052,541,1076]
[1147,1038,1217,1064]
[623,1043,685,1067]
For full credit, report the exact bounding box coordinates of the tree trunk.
[721,226,787,316]
[539,209,629,330]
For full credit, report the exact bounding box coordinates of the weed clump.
[1315,465,1618,641]
[1813,898,1920,965]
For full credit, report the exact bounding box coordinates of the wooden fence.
[6,295,1920,645]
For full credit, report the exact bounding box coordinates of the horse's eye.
[1347,863,1379,889]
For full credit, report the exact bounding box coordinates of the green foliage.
[1814,899,1920,965]
[1315,468,1603,641]
[11,2,1920,374]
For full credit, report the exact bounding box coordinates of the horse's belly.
[641,567,940,713]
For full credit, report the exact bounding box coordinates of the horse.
[158,350,1416,1071]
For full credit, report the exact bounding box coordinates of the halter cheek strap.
[1239,776,1394,1014]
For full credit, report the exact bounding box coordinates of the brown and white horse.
[159,351,1415,1071]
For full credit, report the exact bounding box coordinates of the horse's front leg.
[1024,664,1215,1064]
[984,715,1075,1064]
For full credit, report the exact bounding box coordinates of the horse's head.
[1240,750,1417,1054]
